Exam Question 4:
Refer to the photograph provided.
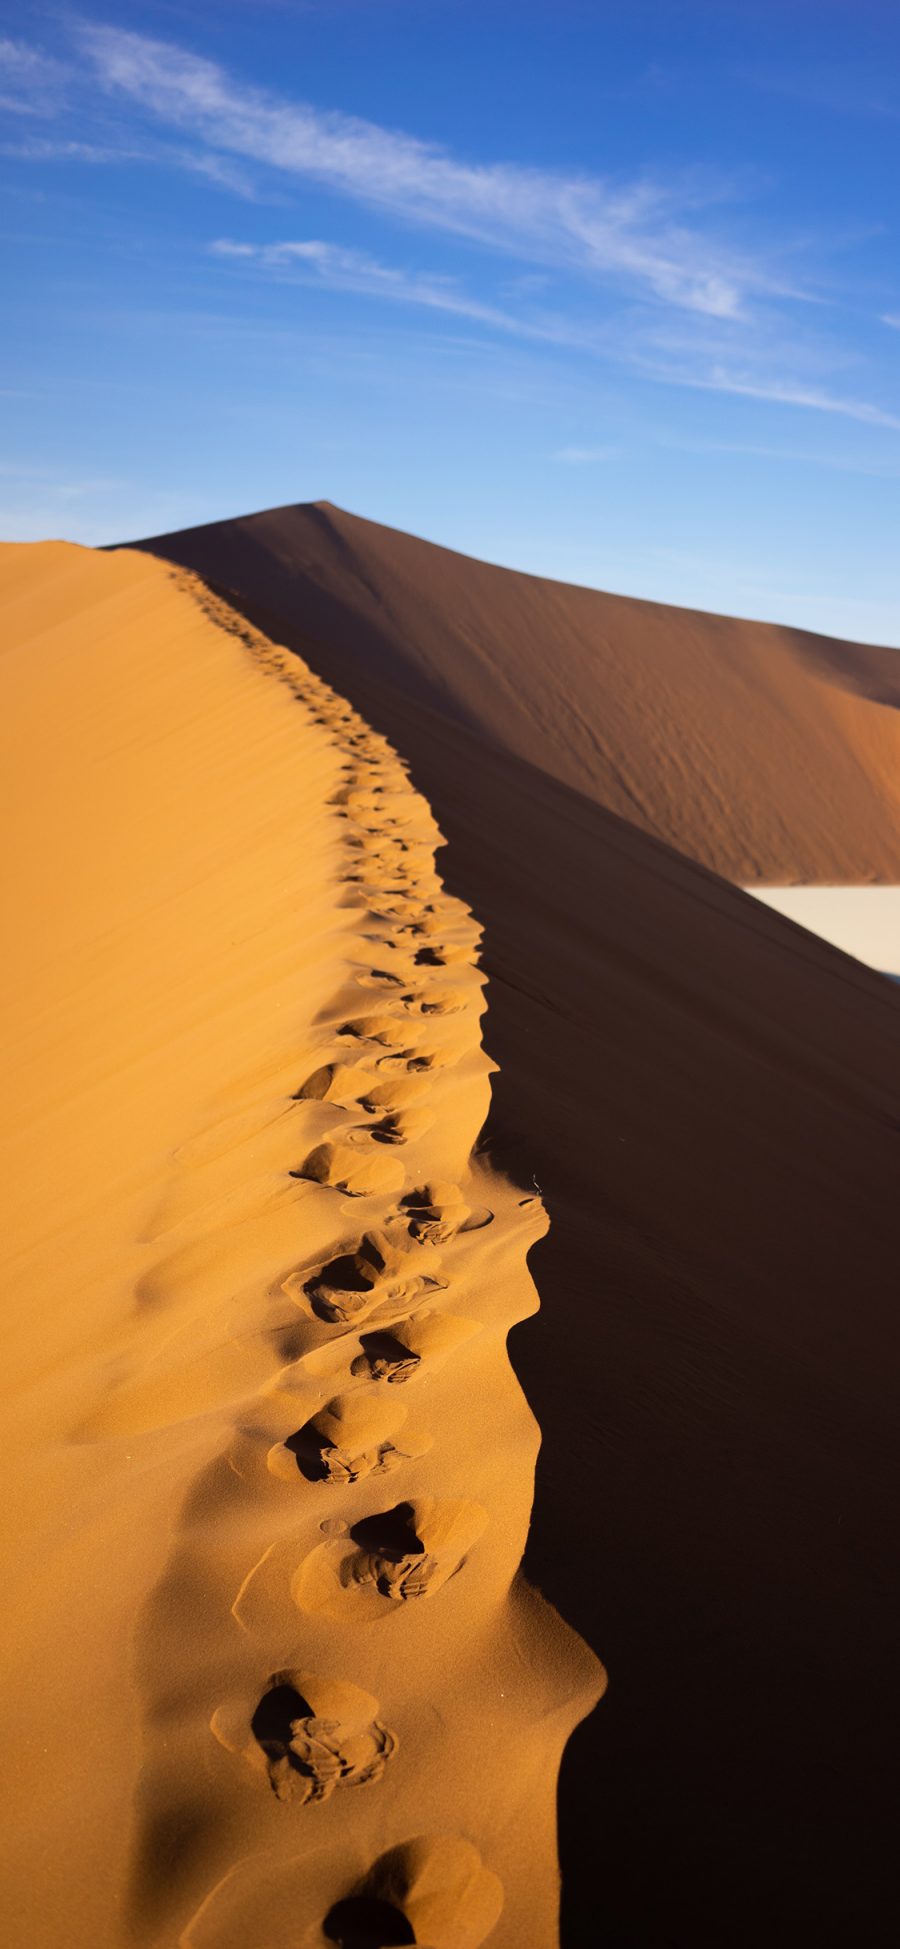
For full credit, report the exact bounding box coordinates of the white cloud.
[209,236,585,341]
[0,136,130,162]
[0,36,67,116]
[173,148,261,198]
[5,20,897,440]
[81,23,779,318]
[210,239,258,260]
[0,127,263,198]
[670,364,900,432]
[210,236,900,432]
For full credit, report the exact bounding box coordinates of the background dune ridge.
[137,500,900,886]
[0,544,598,1948]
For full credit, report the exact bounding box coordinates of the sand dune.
[0,544,599,1948]
[5,517,899,1947]
[137,500,900,884]
[132,504,900,1947]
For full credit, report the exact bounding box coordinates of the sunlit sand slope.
[137,500,900,883]
[0,544,598,1949]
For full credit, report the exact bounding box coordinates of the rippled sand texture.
[0,543,600,1949]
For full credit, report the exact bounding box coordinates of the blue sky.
[2,1,899,643]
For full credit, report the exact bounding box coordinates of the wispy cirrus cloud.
[0,135,123,162]
[0,130,263,198]
[79,21,780,319]
[0,35,68,116]
[4,19,899,443]
[174,150,263,198]
[210,236,900,435]
[660,364,900,432]
[209,236,586,341]
[0,32,264,195]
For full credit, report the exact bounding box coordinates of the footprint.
[291,1495,488,1618]
[284,1227,445,1326]
[405,987,467,1018]
[293,1062,340,1101]
[292,1139,406,1199]
[211,1671,396,1805]
[368,896,436,924]
[344,1496,485,1605]
[364,1106,435,1147]
[350,1308,481,1384]
[390,910,444,940]
[375,1047,452,1077]
[337,1014,418,1050]
[419,996,465,1020]
[268,1389,425,1485]
[323,1834,503,1949]
[353,966,411,991]
[355,1073,429,1115]
[401,1183,493,1244]
[329,785,387,812]
[293,1060,373,1109]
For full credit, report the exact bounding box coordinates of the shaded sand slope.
[137,501,900,883]
[139,535,900,1946]
[0,544,597,1947]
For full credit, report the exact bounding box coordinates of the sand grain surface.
[0,543,598,1948]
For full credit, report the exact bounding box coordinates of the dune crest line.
[108,576,604,1949]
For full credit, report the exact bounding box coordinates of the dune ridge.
[131,504,900,1947]
[136,500,900,885]
[0,543,599,1949]
[122,595,602,1949]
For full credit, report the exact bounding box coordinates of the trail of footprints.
[128,630,532,1949]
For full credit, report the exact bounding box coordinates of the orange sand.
[0,544,598,1948]
[5,514,899,1949]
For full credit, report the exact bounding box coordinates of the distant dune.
[138,500,900,884]
[134,503,900,1946]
